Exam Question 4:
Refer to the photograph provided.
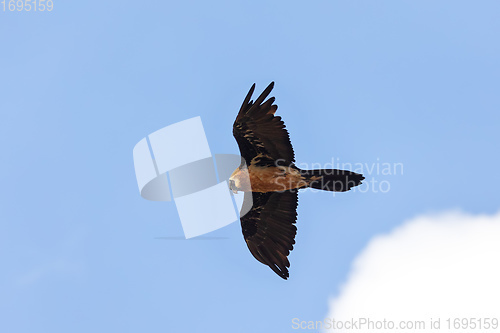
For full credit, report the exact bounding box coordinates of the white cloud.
[324,210,500,333]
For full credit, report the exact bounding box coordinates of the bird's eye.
[229,179,235,190]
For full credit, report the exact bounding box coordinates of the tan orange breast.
[230,165,306,193]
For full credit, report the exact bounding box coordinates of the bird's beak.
[229,179,238,194]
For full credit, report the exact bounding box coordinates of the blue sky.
[1,1,499,332]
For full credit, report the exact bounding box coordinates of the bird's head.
[229,166,250,193]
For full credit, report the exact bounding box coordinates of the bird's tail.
[301,169,364,192]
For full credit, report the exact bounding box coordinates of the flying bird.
[229,82,364,279]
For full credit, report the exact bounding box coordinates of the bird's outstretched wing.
[233,82,295,166]
[240,190,299,279]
